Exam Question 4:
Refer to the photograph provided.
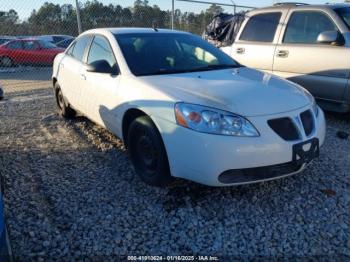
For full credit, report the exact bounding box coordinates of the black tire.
[0,56,13,67]
[128,116,173,186]
[0,87,3,101]
[54,82,76,118]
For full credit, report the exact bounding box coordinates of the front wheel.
[54,83,76,118]
[128,116,173,186]
[0,56,13,67]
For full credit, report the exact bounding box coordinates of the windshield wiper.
[137,64,240,76]
[188,64,240,72]
[138,68,194,76]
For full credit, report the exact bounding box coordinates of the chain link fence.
[0,0,255,95]
[1,0,255,36]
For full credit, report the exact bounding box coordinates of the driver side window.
[23,41,39,50]
[87,35,117,68]
[284,11,338,44]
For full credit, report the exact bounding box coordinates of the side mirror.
[317,30,344,46]
[86,60,115,74]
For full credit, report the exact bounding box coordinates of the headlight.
[174,103,259,137]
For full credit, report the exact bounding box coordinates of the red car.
[0,39,65,67]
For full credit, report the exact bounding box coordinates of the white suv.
[52,28,325,187]
[222,3,350,112]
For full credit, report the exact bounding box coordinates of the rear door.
[273,9,350,101]
[230,11,287,73]
[58,35,92,110]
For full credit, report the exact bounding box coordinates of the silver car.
[222,3,350,112]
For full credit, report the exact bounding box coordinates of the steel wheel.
[128,115,172,186]
[0,57,13,67]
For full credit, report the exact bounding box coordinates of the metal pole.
[171,0,175,30]
[234,5,236,14]
[75,0,83,34]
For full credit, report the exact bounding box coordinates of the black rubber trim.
[218,162,302,184]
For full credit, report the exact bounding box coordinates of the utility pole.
[171,0,175,30]
[75,0,83,34]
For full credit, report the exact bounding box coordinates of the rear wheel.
[54,82,76,118]
[0,56,13,67]
[128,116,173,186]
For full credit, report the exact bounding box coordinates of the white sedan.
[52,28,326,187]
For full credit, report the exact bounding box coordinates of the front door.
[273,10,350,102]
[80,35,121,133]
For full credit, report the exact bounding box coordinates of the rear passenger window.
[71,35,91,62]
[240,12,281,42]
[283,11,337,44]
[66,42,76,55]
[7,41,22,49]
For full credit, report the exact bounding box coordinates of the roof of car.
[255,3,349,12]
[13,38,39,41]
[83,27,190,36]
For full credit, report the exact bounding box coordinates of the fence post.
[75,0,83,34]
[171,0,175,29]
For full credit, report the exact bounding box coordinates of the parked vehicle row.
[0,34,74,67]
[52,27,326,187]
[34,35,73,44]
[220,3,350,112]
[0,39,65,67]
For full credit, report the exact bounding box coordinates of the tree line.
[0,0,224,37]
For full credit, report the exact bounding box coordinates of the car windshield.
[335,7,350,29]
[38,40,57,49]
[115,33,239,76]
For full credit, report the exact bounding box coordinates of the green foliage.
[0,1,222,36]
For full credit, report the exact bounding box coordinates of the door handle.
[236,47,245,54]
[276,50,289,58]
[80,74,86,80]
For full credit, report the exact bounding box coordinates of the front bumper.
[155,105,326,186]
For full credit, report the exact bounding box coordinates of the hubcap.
[137,134,157,172]
[2,57,11,67]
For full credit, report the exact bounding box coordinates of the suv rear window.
[239,12,281,42]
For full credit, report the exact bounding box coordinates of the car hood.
[139,67,311,117]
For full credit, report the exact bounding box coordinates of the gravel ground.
[0,68,349,260]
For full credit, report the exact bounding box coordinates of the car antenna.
[152,21,158,32]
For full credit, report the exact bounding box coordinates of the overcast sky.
[0,0,346,20]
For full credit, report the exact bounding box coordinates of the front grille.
[268,117,299,141]
[300,110,314,136]
[218,162,302,184]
